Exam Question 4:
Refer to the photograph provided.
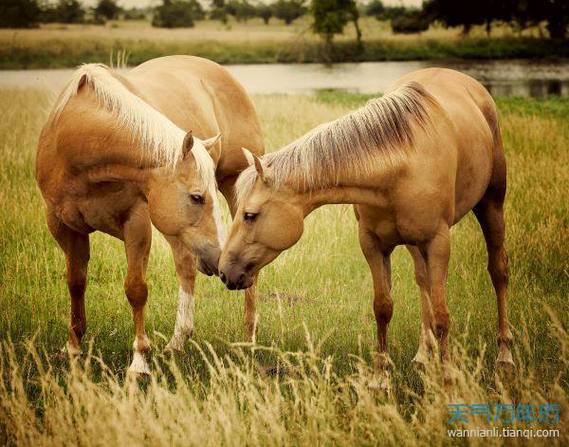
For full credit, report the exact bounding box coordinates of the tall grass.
[1,18,567,68]
[0,88,568,444]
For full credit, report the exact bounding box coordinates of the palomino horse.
[219,68,513,381]
[36,56,264,374]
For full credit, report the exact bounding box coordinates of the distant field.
[1,18,568,68]
[0,87,568,445]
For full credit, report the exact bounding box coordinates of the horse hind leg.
[474,191,514,371]
[47,210,90,356]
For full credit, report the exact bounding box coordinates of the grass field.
[0,87,568,445]
[2,18,568,68]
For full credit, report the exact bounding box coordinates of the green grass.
[0,89,568,445]
[1,18,568,68]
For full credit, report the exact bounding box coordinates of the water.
[1,59,568,97]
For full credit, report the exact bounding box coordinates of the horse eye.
[244,212,258,222]
[190,194,204,205]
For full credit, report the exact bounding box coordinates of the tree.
[0,0,41,28]
[311,0,360,47]
[257,4,273,24]
[226,0,256,22]
[209,0,228,23]
[544,0,569,39]
[95,0,120,20]
[152,0,204,28]
[273,0,306,25]
[50,0,85,23]
[365,0,384,18]
[391,9,429,34]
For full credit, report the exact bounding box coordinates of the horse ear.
[77,74,88,92]
[202,133,222,154]
[242,147,267,183]
[241,147,255,166]
[182,131,194,159]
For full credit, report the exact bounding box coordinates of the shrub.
[273,0,306,25]
[152,0,204,28]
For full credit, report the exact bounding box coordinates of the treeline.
[1,0,567,41]
[0,0,148,26]
[153,0,307,28]
[364,0,568,39]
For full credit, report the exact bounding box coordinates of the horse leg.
[123,204,152,375]
[358,223,393,386]
[244,275,258,342]
[164,236,197,352]
[219,175,258,342]
[47,209,90,356]
[474,196,514,370]
[420,225,451,373]
[407,245,434,367]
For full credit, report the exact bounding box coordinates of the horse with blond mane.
[36,55,264,374]
[219,68,513,383]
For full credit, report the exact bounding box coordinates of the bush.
[257,4,273,24]
[42,0,85,24]
[122,8,147,21]
[152,0,204,28]
[225,0,256,22]
[0,0,41,28]
[273,0,306,25]
[391,11,429,34]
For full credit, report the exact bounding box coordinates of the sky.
[81,0,423,9]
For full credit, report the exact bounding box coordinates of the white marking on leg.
[128,335,150,375]
[165,286,195,351]
[412,323,432,365]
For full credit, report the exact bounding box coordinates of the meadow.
[2,17,568,68]
[0,86,568,445]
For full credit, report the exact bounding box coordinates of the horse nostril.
[219,272,227,283]
[238,273,246,286]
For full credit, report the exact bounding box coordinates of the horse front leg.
[123,203,152,375]
[358,223,393,390]
[164,236,197,352]
[420,224,451,381]
[406,245,435,367]
[47,209,90,357]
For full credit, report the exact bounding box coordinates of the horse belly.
[452,138,494,223]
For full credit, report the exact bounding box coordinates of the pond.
[1,59,568,97]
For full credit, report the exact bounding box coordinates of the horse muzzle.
[197,247,221,277]
[219,268,253,290]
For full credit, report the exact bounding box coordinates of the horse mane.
[236,82,437,205]
[51,63,216,186]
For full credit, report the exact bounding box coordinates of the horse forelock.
[235,82,436,206]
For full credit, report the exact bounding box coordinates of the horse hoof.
[164,341,184,354]
[53,342,82,361]
[127,352,151,376]
[411,352,429,370]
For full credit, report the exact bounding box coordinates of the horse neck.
[300,185,382,215]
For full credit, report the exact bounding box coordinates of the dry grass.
[0,88,568,445]
[0,18,561,68]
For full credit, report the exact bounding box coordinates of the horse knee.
[433,310,449,339]
[488,249,509,286]
[374,297,393,325]
[67,277,86,299]
[125,279,148,309]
